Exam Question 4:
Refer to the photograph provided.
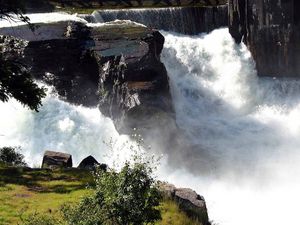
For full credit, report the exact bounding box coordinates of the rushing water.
[0,88,131,167]
[1,12,300,225]
[160,29,300,225]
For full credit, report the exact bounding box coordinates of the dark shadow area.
[295,0,300,25]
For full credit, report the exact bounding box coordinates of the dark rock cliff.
[0,20,172,133]
[229,0,300,77]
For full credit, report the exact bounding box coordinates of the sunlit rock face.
[229,0,300,77]
[0,18,173,133]
[94,21,172,133]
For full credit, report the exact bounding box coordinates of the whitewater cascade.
[0,87,132,167]
[1,11,300,225]
[160,29,300,225]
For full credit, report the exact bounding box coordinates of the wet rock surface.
[0,20,172,133]
[229,0,300,77]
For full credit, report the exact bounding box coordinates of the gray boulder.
[160,182,209,225]
[41,151,72,169]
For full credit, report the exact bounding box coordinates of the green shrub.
[21,212,64,225]
[61,160,162,225]
[0,146,27,166]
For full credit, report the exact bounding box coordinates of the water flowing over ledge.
[88,6,228,34]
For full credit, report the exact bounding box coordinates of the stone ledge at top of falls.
[229,0,300,77]
[0,18,173,133]
[24,0,228,13]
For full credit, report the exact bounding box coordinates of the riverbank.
[0,165,205,225]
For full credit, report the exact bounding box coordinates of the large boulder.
[0,18,173,133]
[94,20,173,133]
[160,182,210,225]
[229,0,300,77]
[41,151,72,169]
[175,188,209,224]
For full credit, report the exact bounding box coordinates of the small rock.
[78,155,100,170]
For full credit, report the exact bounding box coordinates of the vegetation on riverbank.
[0,165,203,225]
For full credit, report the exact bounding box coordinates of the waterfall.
[89,6,228,34]
[1,11,300,225]
[160,28,300,225]
[0,86,131,167]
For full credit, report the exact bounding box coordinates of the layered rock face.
[229,0,300,77]
[0,20,172,132]
[93,21,173,132]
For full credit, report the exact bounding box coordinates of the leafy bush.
[61,195,106,225]
[0,146,27,166]
[21,213,64,225]
[22,136,162,225]
[62,160,162,225]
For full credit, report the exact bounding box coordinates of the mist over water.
[0,87,130,167]
[160,28,300,225]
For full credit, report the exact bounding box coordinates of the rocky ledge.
[0,18,172,133]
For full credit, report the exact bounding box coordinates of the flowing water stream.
[160,29,300,225]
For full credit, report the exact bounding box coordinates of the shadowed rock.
[0,19,172,133]
[78,155,105,170]
[229,0,300,77]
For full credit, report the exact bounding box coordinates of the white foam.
[0,86,130,167]
[160,28,300,225]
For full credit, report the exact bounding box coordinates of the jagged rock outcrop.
[229,0,300,77]
[42,150,72,169]
[160,182,210,225]
[0,19,172,132]
[95,21,172,132]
